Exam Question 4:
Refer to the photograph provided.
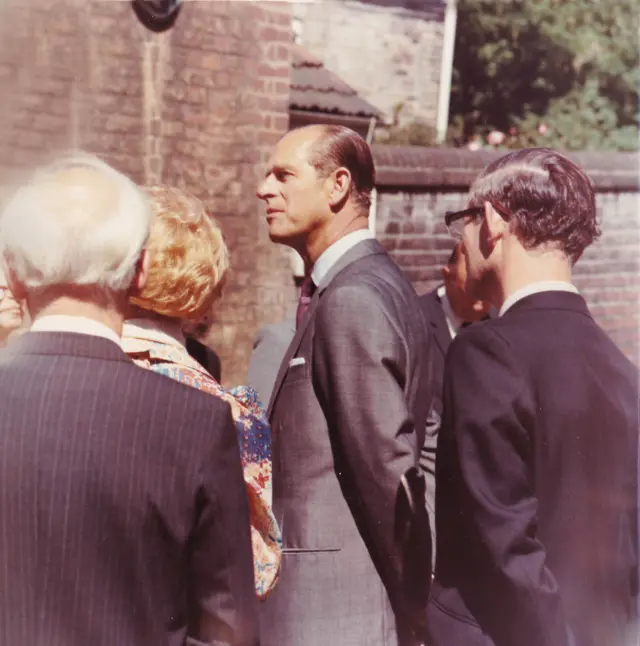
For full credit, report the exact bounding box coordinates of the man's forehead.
[269,129,319,165]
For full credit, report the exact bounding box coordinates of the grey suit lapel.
[315,238,384,294]
[266,287,321,417]
[267,238,386,418]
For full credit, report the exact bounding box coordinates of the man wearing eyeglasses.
[427,148,638,646]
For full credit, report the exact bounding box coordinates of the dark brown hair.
[308,125,375,213]
[469,148,600,264]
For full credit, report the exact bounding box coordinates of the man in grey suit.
[256,125,433,646]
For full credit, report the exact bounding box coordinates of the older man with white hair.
[0,154,259,646]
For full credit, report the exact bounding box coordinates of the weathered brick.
[393,236,433,251]
[257,131,283,146]
[103,115,141,135]
[176,67,213,88]
[185,85,208,105]
[258,63,289,79]
[187,50,224,71]
[395,251,442,267]
[214,71,232,90]
[87,15,120,36]
[259,26,290,43]
[273,114,289,132]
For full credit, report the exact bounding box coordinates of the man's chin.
[267,228,294,246]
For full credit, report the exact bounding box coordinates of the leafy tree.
[449,0,639,151]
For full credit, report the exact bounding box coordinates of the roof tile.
[290,44,381,119]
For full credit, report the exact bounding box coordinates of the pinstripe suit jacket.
[0,332,259,646]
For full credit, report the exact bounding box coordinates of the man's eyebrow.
[265,164,295,178]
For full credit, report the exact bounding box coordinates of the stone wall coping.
[372,145,640,191]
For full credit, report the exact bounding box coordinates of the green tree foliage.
[449,0,639,151]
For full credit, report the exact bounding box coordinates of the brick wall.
[372,146,640,364]
[0,0,294,386]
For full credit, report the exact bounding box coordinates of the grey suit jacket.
[260,239,433,646]
[246,319,295,408]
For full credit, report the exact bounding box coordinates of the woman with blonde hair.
[122,185,280,598]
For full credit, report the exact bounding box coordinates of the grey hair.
[0,152,153,292]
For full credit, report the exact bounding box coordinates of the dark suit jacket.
[418,288,453,557]
[0,332,259,646]
[418,289,452,459]
[428,292,639,646]
[260,239,433,646]
[418,288,496,553]
[186,336,222,382]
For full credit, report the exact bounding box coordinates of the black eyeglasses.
[445,201,513,241]
[444,206,484,241]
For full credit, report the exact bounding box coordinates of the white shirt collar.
[311,229,374,287]
[500,281,579,316]
[437,284,463,338]
[30,315,122,346]
[122,317,186,349]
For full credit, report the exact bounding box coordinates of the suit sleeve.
[442,327,569,646]
[312,285,429,621]
[187,401,260,646]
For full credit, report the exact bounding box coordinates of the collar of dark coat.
[502,290,592,319]
[2,331,131,363]
[267,238,385,417]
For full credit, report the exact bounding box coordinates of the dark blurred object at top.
[132,0,182,33]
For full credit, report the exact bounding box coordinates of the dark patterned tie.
[296,275,316,329]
